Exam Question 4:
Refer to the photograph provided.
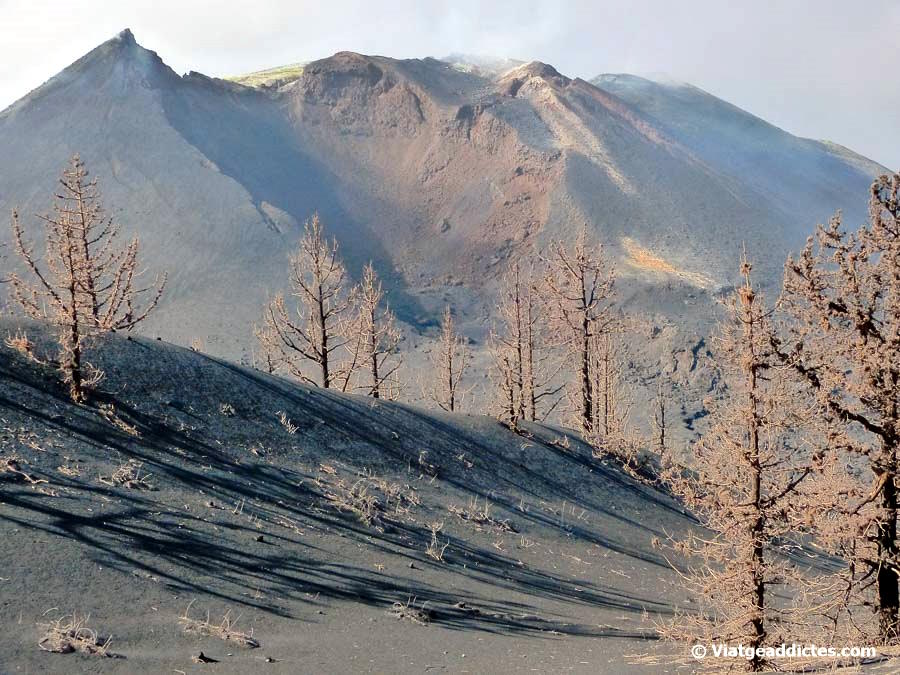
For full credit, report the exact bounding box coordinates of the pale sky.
[2,0,898,168]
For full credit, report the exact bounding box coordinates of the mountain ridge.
[0,30,887,368]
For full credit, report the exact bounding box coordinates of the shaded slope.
[0,31,420,358]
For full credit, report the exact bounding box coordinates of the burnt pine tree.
[426,305,471,412]
[488,259,561,427]
[544,226,616,436]
[10,156,166,402]
[590,330,631,443]
[664,256,809,671]
[341,262,403,398]
[776,174,900,643]
[256,213,351,388]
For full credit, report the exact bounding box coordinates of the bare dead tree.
[256,213,351,388]
[591,330,632,442]
[251,324,279,374]
[663,255,809,671]
[426,305,471,412]
[342,263,403,398]
[775,173,900,644]
[488,260,562,427]
[9,155,166,402]
[488,333,519,424]
[543,226,616,437]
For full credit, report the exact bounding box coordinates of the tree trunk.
[749,445,765,671]
[66,265,84,402]
[878,448,899,643]
[317,286,330,388]
[526,334,536,422]
[370,325,380,399]
[68,329,84,403]
[581,316,592,434]
[524,291,537,422]
[602,339,611,437]
[513,272,525,421]
[447,347,455,412]
[746,300,765,671]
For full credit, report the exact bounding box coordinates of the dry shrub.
[57,463,81,478]
[82,363,105,391]
[98,403,139,436]
[318,463,337,475]
[325,479,382,526]
[389,597,432,625]
[595,434,651,479]
[178,601,259,648]
[425,521,449,561]
[99,459,153,490]
[367,476,420,516]
[550,435,571,450]
[448,496,516,533]
[5,329,43,363]
[38,611,112,657]
[322,471,420,527]
[2,454,49,488]
[416,450,438,478]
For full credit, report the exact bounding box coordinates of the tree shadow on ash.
[0,344,673,639]
[197,354,697,566]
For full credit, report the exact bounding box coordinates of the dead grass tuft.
[37,611,112,657]
[276,410,298,434]
[178,601,259,648]
[99,459,154,490]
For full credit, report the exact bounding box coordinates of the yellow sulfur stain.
[621,237,715,288]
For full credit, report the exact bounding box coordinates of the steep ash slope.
[0,321,693,673]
